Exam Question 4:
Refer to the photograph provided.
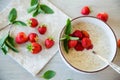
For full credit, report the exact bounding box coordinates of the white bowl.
[59,16,117,73]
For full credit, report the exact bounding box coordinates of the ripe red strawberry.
[72,30,83,39]
[81,30,89,38]
[81,6,90,15]
[28,18,38,27]
[74,41,84,51]
[117,39,120,48]
[45,37,54,48]
[38,25,47,34]
[27,42,42,54]
[68,40,78,48]
[86,44,93,50]
[15,32,28,44]
[97,12,108,22]
[28,33,38,42]
[81,37,92,48]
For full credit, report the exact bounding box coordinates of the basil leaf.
[27,4,38,13]
[63,39,69,53]
[13,21,27,26]
[31,0,38,6]
[8,8,17,23]
[1,43,8,55]
[0,34,8,47]
[5,40,19,53]
[65,19,71,35]
[42,70,56,79]
[40,4,54,14]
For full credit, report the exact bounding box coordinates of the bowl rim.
[59,16,118,73]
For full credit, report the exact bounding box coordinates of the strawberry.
[15,32,28,44]
[117,39,120,48]
[96,12,108,22]
[86,44,93,50]
[68,40,78,48]
[81,37,92,48]
[27,42,42,54]
[81,6,90,15]
[45,37,54,48]
[28,33,38,42]
[81,30,89,38]
[74,41,84,51]
[38,25,47,34]
[72,30,83,39]
[28,18,38,28]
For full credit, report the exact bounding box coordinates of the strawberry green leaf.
[31,0,38,6]
[40,4,54,14]
[5,40,19,53]
[8,8,17,23]
[13,21,27,26]
[0,34,8,47]
[27,4,38,13]
[65,19,71,35]
[1,43,8,55]
[42,70,56,80]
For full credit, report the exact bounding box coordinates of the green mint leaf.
[13,21,27,26]
[27,4,38,13]
[31,0,38,6]
[0,34,8,47]
[61,19,72,53]
[42,70,56,79]
[32,8,44,17]
[69,36,79,40]
[40,4,54,14]
[33,9,39,17]
[1,43,8,55]
[8,8,17,23]
[5,40,19,53]
[63,39,69,53]
[7,35,15,46]
[65,19,71,35]
[60,36,67,41]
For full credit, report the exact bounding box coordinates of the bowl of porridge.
[59,16,117,73]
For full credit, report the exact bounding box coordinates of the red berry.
[81,6,90,15]
[28,33,38,42]
[81,38,92,48]
[74,41,84,51]
[72,30,83,39]
[68,40,78,48]
[97,12,108,22]
[81,30,89,38]
[117,39,120,48]
[15,32,28,44]
[86,44,93,50]
[38,25,47,34]
[28,18,38,27]
[45,38,55,48]
[27,42,42,54]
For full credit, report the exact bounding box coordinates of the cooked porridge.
[60,21,113,71]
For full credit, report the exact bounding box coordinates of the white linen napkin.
[0,0,69,76]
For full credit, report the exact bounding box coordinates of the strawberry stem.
[27,44,33,52]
